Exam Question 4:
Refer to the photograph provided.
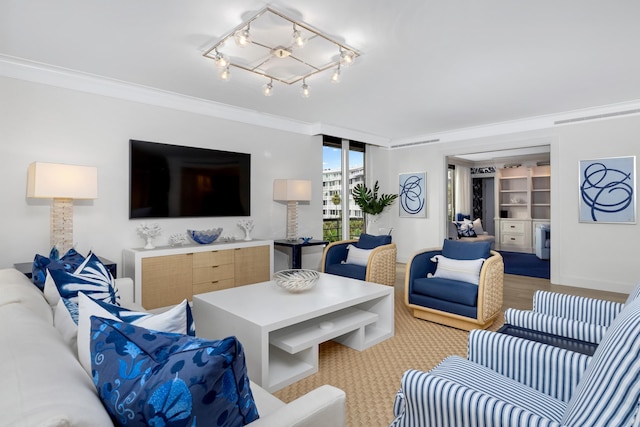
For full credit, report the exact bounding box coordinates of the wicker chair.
[321,234,397,286]
[404,240,504,330]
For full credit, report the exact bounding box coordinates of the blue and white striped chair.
[391,295,640,426]
[504,282,640,344]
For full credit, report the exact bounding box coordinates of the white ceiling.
[2,1,640,147]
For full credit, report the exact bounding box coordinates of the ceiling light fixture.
[234,25,251,47]
[301,79,310,98]
[331,66,341,83]
[263,79,274,96]
[220,66,231,81]
[203,7,360,94]
[292,24,306,48]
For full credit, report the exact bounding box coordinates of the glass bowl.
[273,269,319,292]
[187,228,223,245]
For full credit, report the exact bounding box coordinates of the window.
[447,164,456,222]
[322,136,365,241]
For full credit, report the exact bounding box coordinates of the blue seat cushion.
[408,294,477,318]
[412,277,478,306]
[442,239,490,260]
[325,263,366,281]
[356,233,391,249]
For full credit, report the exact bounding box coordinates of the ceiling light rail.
[203,7,360,97]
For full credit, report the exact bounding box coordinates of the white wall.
[1,77,324,273]
[381,120,640,294]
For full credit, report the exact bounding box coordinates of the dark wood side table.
[273,239,329,269]
[14,256,117,279]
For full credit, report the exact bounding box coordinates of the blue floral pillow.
[48,252,120,306]
[90,317,259,427]
[32,248,85,291]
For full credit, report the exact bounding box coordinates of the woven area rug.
[272,282,504,426]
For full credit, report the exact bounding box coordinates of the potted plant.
[351,181,398,234]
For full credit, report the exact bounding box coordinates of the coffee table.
[193,272,394,392]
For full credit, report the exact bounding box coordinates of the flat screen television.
[129,140,250,218]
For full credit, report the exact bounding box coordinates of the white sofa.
[0,267,346,427]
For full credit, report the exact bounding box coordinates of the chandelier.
[203,7,360,97]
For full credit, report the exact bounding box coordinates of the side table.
[274,239,328,269]
[14,256,117,279]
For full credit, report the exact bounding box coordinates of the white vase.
[243,228,252,241]
[144,236,155,249]
[366,215,380,234]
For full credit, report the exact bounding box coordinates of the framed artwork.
[579,156,636,223]
[399,172,426,217]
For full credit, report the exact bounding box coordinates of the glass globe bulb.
[219,67,231,81]
[340,50,355,66]
[293,29,306,48]
[331,67,341,83]
[301,82,310,98]
[235,28,251,47]
[262,81,273,97]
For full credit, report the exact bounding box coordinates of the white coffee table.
[193,272,394,392]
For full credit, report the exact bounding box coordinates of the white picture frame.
[399,172,426,217]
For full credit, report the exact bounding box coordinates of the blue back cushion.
[356,233,392,249]
[90,317,259,427]
[562,297,640,426]
[442,239,490,260]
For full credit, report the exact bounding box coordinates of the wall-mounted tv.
[129,140,250,218]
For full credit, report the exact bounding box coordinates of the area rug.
[499,251,550,279]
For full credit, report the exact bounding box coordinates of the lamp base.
[286,200,299,241]
[51,198,74,254]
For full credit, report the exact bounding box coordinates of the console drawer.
[501,233,526,246]
[501,221,525,234]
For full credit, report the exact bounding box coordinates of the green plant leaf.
[351,181,398,215]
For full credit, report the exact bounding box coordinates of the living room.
[2,2,640,426]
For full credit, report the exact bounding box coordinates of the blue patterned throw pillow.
[32,248,86,290]
[90,317,259,427]
[48,252,120,306]
[455,221,477,238]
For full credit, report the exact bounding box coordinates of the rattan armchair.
[321,236,397,286]
[404,240,504,330]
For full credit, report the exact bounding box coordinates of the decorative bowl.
[299,236,313,244]
[187,228,223,245]
[273,269,319,293]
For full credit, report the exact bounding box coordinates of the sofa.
[0,267,346,426]
[448,220,495,248]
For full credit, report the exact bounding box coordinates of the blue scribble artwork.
[579,156,636,223]
[399,172,426,217]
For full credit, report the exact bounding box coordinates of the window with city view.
[322,137,365,242]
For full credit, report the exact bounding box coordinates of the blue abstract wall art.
[399,172,426,217]
[579,156,636,223]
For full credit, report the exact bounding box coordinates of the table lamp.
[27,162,98,254]
[273,179,312,240]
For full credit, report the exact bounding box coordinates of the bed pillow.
[344,244,373,267]
[90,317,259,427]
[32,248,85,291]
[429,254,485,285]
[77,292,194,376]
[45,252,119,307]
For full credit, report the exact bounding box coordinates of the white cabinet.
[495,165,550,253]
[123,240,274,308]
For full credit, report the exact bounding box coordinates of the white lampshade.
[27,162,98,253]
[27,162,98,199]
[273,179,312,201]
[273,179,312,241]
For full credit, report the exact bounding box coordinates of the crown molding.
[3,54,640,148]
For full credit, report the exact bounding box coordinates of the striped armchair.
[391,296,640,426]
[504,282,640,344]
